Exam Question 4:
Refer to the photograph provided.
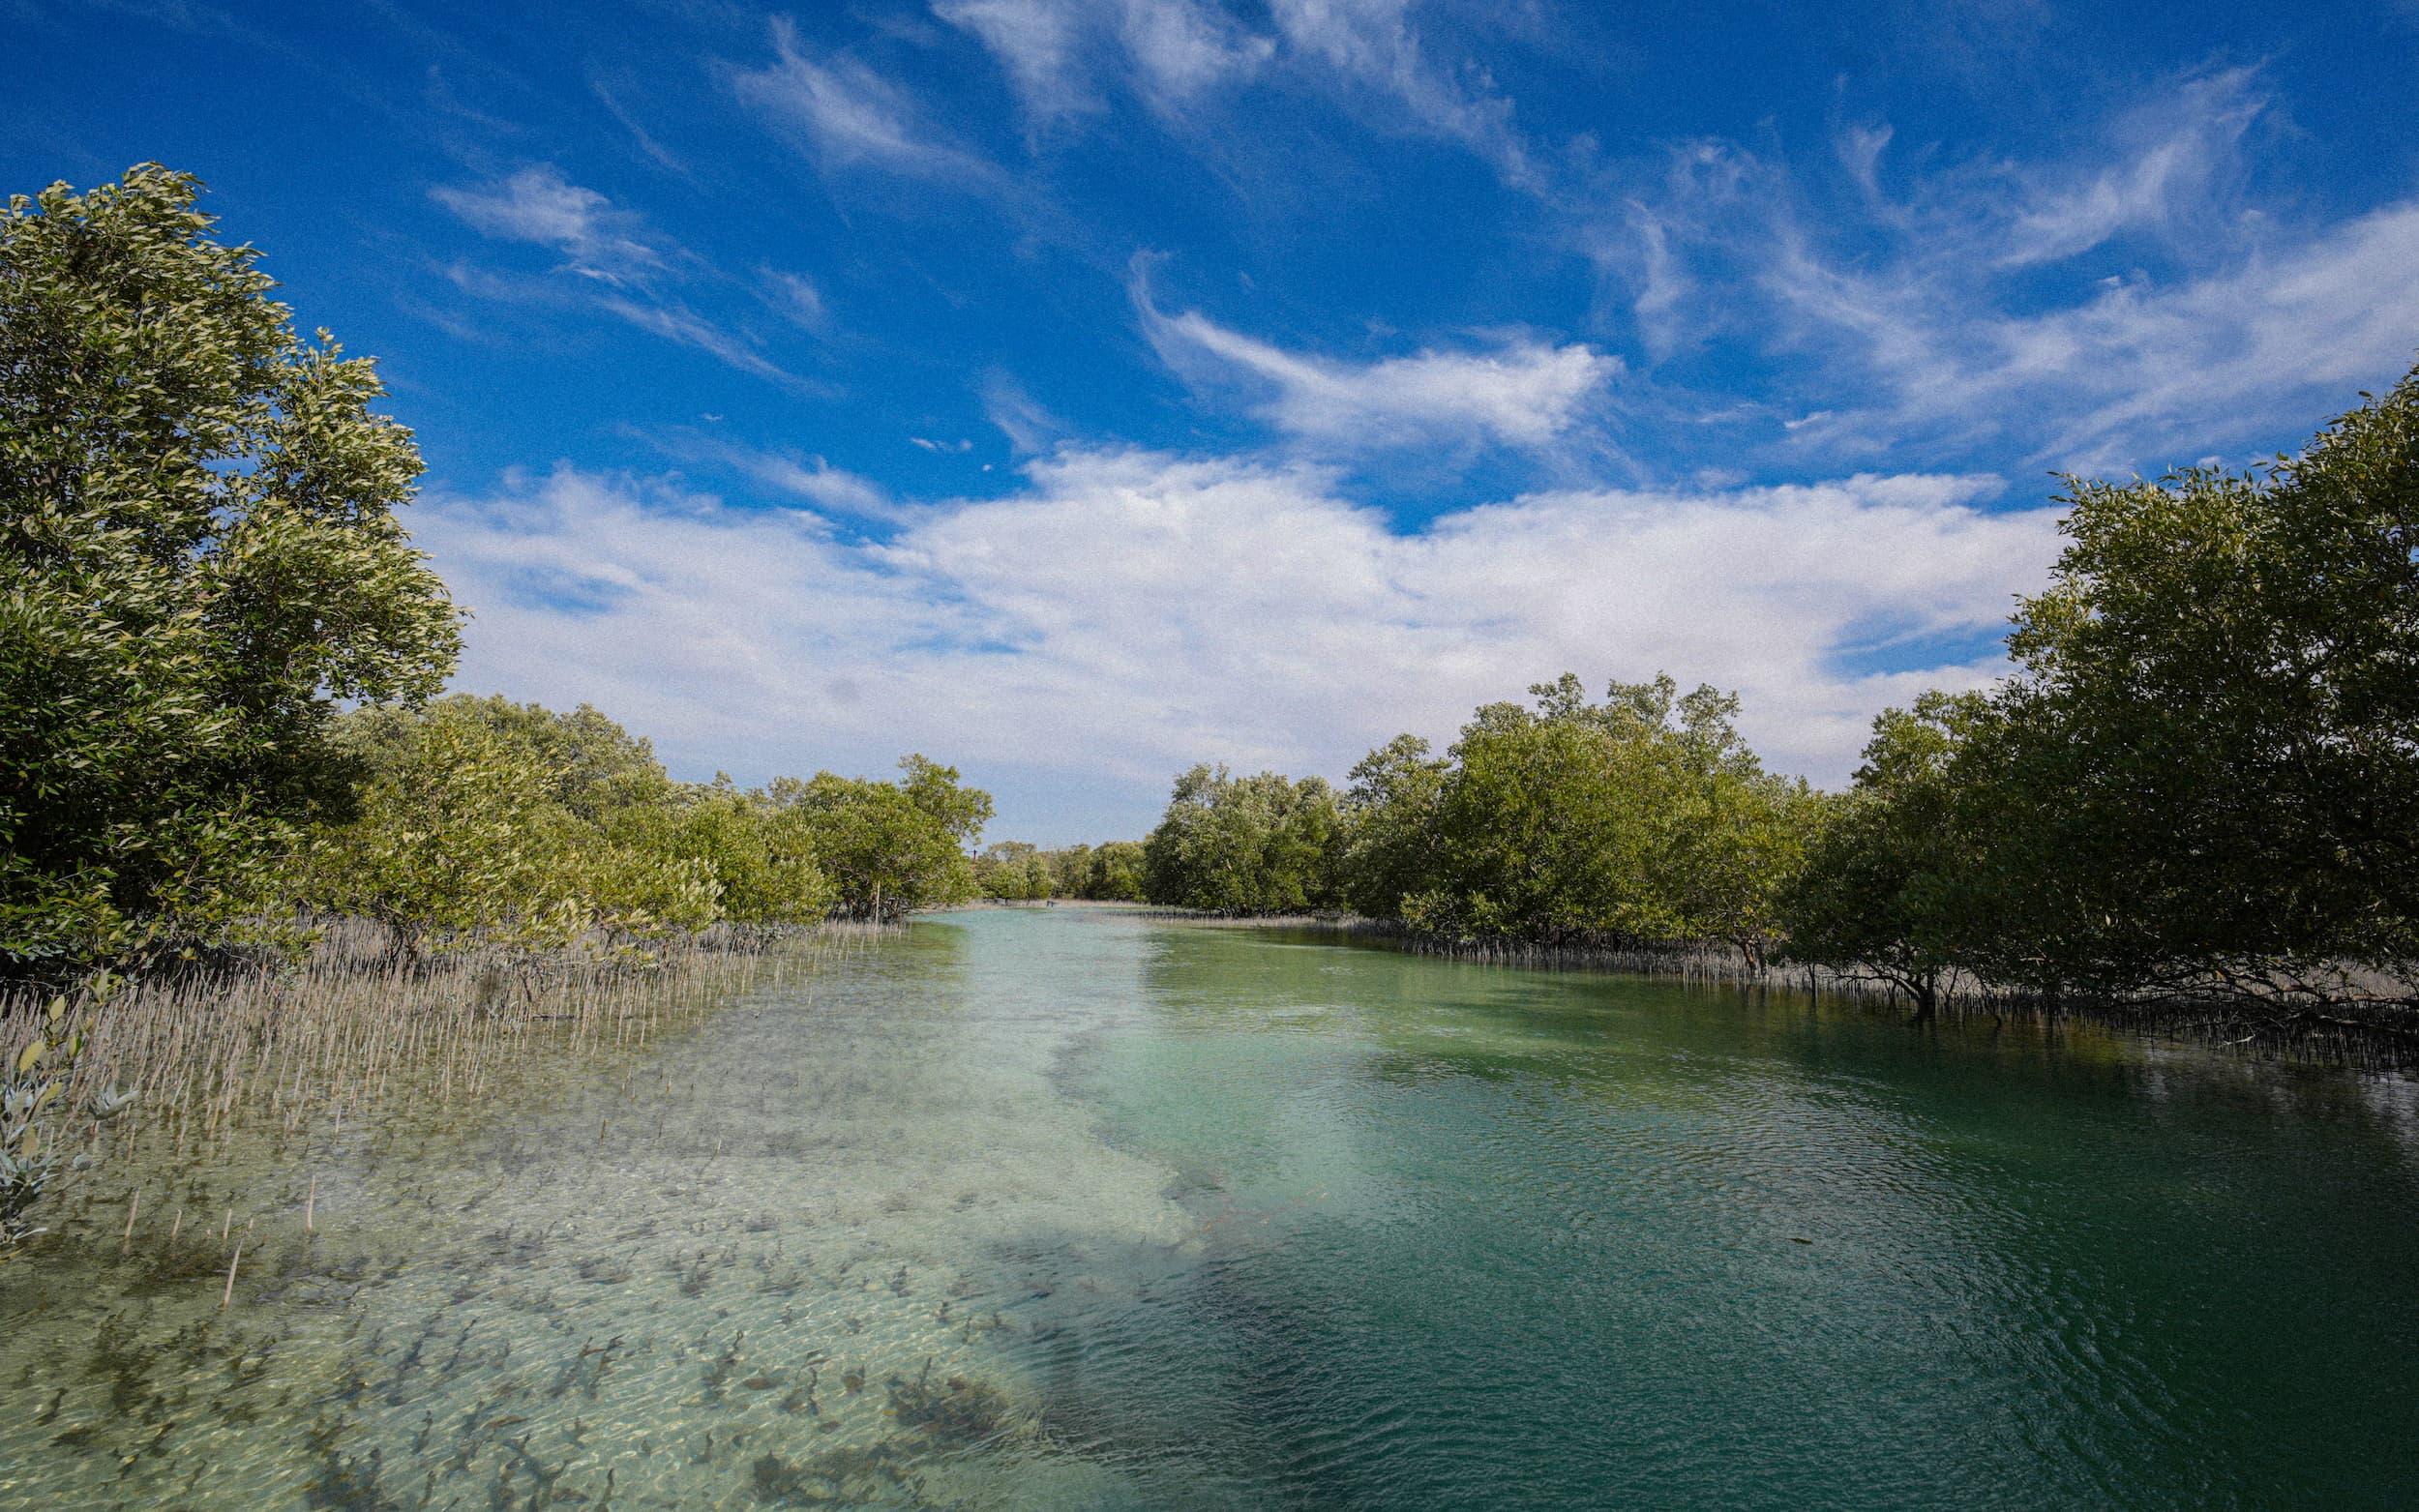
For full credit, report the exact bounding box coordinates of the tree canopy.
[1343,674,1819,959]
[768,756,992,923]
[2,165,459,974]
[1129,366,2419,1027]
[1142,765,1346,914]
[2,167,1012,971]
[312,700,987,949]
[1777,366,2419,1013]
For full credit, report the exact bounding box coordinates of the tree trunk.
[1909,973,1938,1025]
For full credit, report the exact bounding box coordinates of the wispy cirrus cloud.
[1268,0,1536,189]
[1746,192,2419,470]
[980,371,1068,454]
[1596,65,2419,471]
[1812,65,2273,274]
[720,449,904,521]
[758,268,830,333]
[1119,0,1275,104]
[929,0,1530,183]
[935,0,1272,124]
[936,0,1094,122]
[432,163,825,394]
[1988,66,2267,267]
[642,430,910,524]
[706,13,2403,487]
[1971,202,2419,463]
[731,17,1004,185]
[591,296,826,395]
[432,164,675,283]
[588,72,695,180]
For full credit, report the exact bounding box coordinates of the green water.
[4,907,2416,1508]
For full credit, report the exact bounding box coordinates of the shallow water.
[4,907,2417,1508]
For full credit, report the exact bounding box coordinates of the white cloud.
[432,165,821,393]
[2014,201,2419,461]
[1819,67,2271,273]
[936,0,1095,121]
[1117,0,1273,103]
[1269,0,1535,189]
[980,371,1067,454]
[590,74,694,180]
[414,451,2060,836]
[732,18,1002,184]
[1136,271,1616,450]
[760,269,829,332]
[1992,67,2266,267]
[934,0,1271,123]
[1600,68,2419,471]
[734,453,903,520]
[930,0,1538,176]
[645,433,908,522]
[432,164,671,283]
[589,295,824,396]
[1760,197,2419,467]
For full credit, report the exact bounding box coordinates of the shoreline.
[1145,911,2419,1074]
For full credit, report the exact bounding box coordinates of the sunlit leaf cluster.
[2,166,458,972]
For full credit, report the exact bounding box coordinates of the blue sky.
[10,0,2419,841]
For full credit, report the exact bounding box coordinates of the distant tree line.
[1135,677,1815,966]
[1141,366,2419,1024]
[315,697,990,957]
[2,164,989,981]
[971,840,1146,903]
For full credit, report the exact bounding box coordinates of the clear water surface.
[4,907,2415,1508]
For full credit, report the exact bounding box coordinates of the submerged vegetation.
[1142,365,2419,1048]
[6,927,791,1201]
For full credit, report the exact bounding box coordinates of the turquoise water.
[3,906,2416,1507]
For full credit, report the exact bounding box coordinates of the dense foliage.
[971,841,1148,902]
[1143,676,1818,949]
[1785,367,2419,1013]
[308,697,990,947]
[1776,693,1991,1014]
[1141,765,1347,914]
[762,756,991,923]
[1,165,459,974]
[1142,366,2419,1020]
[2,167,992,980]
[1351,675,1819,962]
